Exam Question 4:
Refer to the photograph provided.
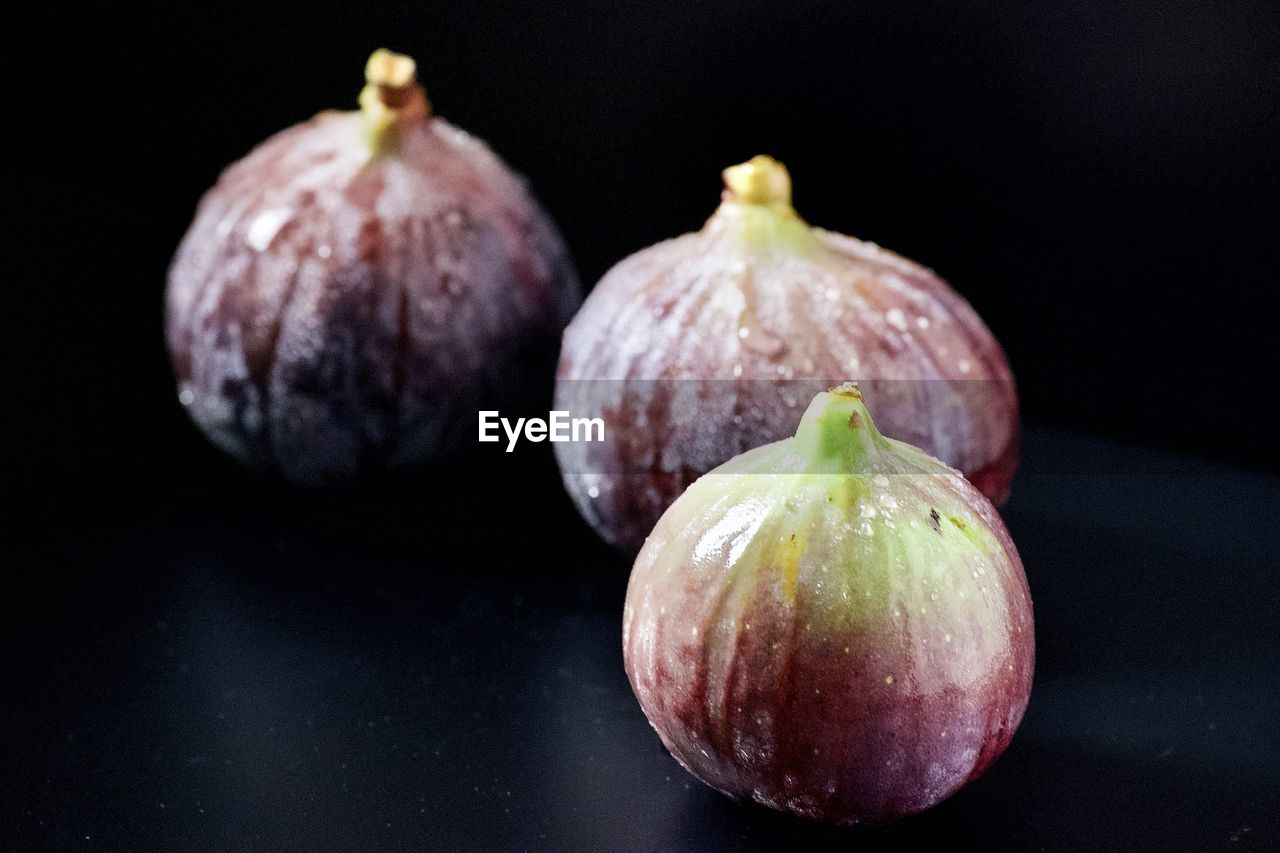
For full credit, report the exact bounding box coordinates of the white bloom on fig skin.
[623,384,1033,825]
[555,155,1017,553]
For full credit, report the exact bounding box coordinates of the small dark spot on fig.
[848,411,862,429]
[357,219,382,261]
[928,508,941,534]
[949,516,967,532]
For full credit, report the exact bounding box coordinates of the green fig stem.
[722,155,794,210]
[359,49,430,157]
[794,382,884,474]
[715,155,818,252]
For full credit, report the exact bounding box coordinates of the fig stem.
[722,155,793,209]
[713,155,820,251]
[794,383,884,474]
[359,49,430,157]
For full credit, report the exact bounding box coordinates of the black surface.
[6,429,1278,852]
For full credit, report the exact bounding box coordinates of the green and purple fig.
[623,383,1033,824]
[166,50,579,483]
[556,155,1017,552]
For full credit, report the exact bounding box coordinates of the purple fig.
[167,49,579,483]
[624,383,1033,824]
[557,156,1016,552]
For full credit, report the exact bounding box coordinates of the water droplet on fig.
[740,326,787,359]
[246,207,294,251]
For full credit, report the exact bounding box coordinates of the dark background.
[13,0,1280,485]
[8,2,1280,851]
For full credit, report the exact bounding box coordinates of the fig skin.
[556,156,1016,552]
[167,50,580,484]
[623,385,1033,824]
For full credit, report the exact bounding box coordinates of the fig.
[623,384,1033,824]
[167,49,580,483]
[555,156,1016,552]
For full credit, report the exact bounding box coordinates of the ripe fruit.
[167,49,579,483]
[556,156,1016,552]
[624,384,1033,824]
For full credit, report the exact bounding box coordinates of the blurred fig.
[556,156,1016,552]
[624,383,1033,824]
[167,49,579,483]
